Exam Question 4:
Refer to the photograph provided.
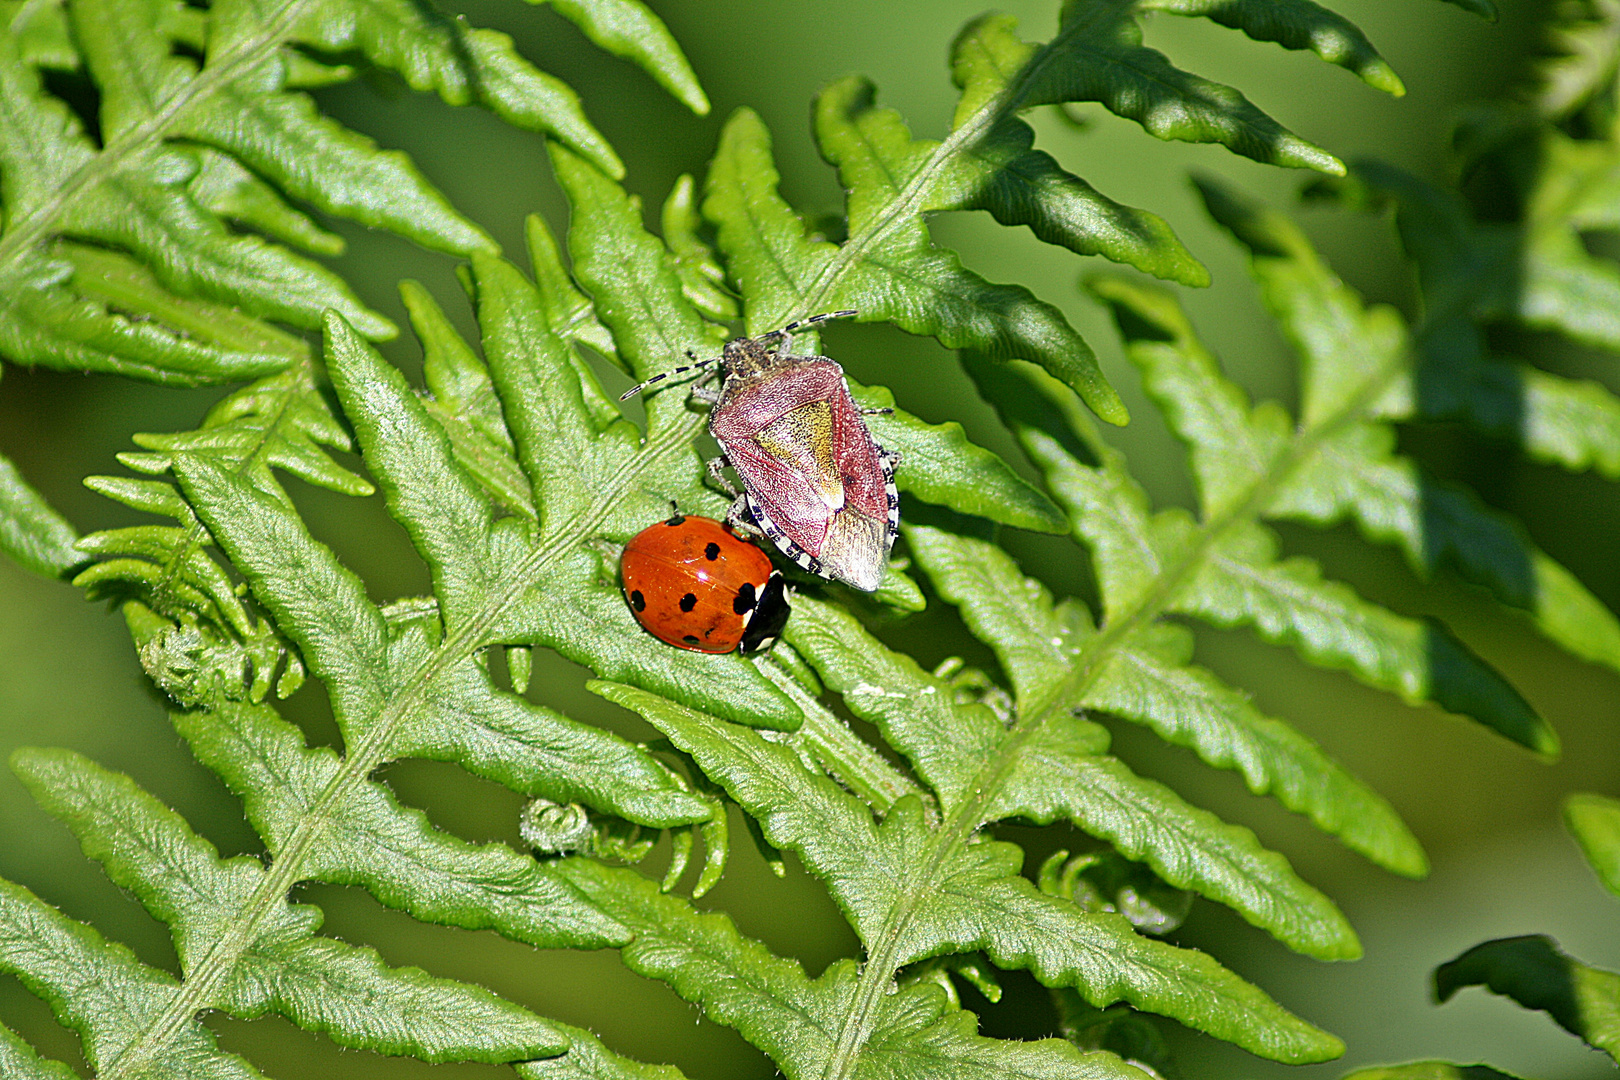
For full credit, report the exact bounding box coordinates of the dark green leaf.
[1342,1066,1523,1080]
[0,453,80,578]
[1143,0,1404,95]
[537,0,710,116]
[1435,936,1620,1063]
[1566,793,1620,898]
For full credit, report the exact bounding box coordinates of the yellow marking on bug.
[754,402,844,511]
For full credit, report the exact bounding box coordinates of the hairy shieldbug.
[621,311,899,592]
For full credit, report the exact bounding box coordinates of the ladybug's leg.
[706,455,740,498]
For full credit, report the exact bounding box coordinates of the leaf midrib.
[821,266,1427,1080]
[90,3,1325,1074]
[787,0,1135,326]
[102,391,708,1079]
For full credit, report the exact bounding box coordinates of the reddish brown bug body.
[620,311,900,593]
[620,513,791,654]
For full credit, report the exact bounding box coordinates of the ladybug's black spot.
[732,581,757,615]
[704,542,721,561]
[679,592,698,612]
[682,634,701,646]
[629,590,646,612]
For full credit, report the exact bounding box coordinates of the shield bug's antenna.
[759,309,858,351]
[619,351,721,401]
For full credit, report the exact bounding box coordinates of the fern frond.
[1435,935,1620,1063]
[597,677,1341,1063]
[1567,792,1620,896]
[701,0,1433,425]
[11,747,570,1065]
[0,0,704,388]
[12,121,1092,1070]
[0,451,80,578]
[13,2,1580,1078]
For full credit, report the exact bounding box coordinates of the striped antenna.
[618,311,858,401]
[618,352,720,401]
[759,309,858,344]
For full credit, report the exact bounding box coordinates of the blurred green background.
[3,1,1619,1077]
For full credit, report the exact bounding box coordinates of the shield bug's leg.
[725,493,763,539]
[706,455,740,498]
[692,385,721,405]
[859,406,893,416]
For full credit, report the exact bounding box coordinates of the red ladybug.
[620,513,792,654]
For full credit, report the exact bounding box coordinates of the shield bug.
[621,512,791,654]
[621,311,899,592]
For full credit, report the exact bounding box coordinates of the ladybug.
[621,311,900,592]
[620,512,792,654]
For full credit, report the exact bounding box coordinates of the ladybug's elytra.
[620,311,900,593]
[620,513,792,654]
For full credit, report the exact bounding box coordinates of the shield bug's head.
[719,336,778,381]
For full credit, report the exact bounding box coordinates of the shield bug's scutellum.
[620,311,900,592]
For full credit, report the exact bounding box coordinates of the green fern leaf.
[410,278,538,519]
[517,1022,690,1080]
[662,174,739,321]
[11,747,568,1063]
[1009,5,1340,173]
[1566,792,1620,897]
[0,0,709,391]
[705,103,1127,425]
[816,533,1359,959]
[1311,161,1620,480]
[531,0,710,117]
[1019,403,1549,753]
[908,525,1426,879]
[1138,0,1405,94]
[0,873,261,1079]
[523,212,622,366]
[29,6,1536,1077]
[596,680,1343,1063]
[2,0,76,69]
[74,361,363,702]
[0,1019,80,1080]
[1342,1066,1523,1080]
[1435,935,1620,1063]
[946,18,1208,285]
[175,699,628,942]
[558,856,1158,1080]
[0,452,80,578]
[1196,174,1620,678]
